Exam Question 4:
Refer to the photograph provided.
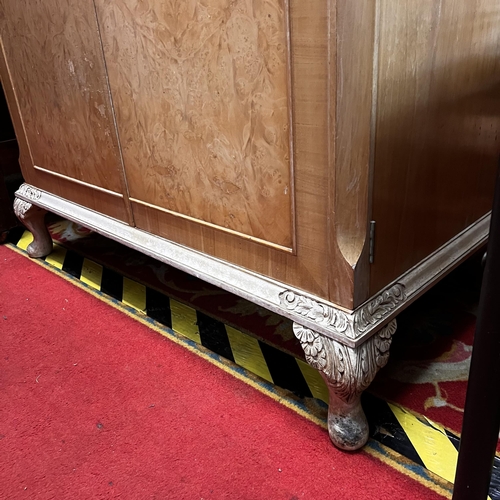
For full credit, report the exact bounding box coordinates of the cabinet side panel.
[371,0,500,294]
[96,0,294,249]
[0,0,130,201]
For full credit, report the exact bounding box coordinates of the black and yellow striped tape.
[7,227,500,498]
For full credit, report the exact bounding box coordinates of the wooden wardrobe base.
[14,182,489,450]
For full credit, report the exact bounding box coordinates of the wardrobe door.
[0,0,133,223]
[94,0,334,301]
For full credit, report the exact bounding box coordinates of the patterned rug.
[371,255,482,436]
[47,218,303,358]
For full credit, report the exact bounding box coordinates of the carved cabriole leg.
[293,319,397,450]
[13,198,52,258]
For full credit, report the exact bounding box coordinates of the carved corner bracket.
[293,320,397,395]
[279,283,405,344]
[16,183,42,202]
[293,319,397,450]
[13,198,34,220]
[14,184,52,259]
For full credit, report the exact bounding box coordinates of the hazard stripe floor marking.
[80,258,103,290]
[123,277,147,312]
[297,358,330,403]
[7,226,500,498]
[16,230,33,251]
[365,392,500,499]
[170,299,201,343]
[390,403,459,484]
[226,325,273,383]
[45,243,67,269]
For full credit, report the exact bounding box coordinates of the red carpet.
[0,244,447,498]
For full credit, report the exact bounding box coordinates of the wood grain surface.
[4,0,495,309]
[96,0,294,248]
[370,0,500,294]
[93,0,333,301]
[0,37,33,182]
[0,0,133,222]
[328,0,378,308]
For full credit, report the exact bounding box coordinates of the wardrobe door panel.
[96,0,334,301]
[96,0,294,250]
[0,0,133,223]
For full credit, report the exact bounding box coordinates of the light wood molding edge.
[33,165,124,198]
[129,198,294,254]
[16,183,489,348]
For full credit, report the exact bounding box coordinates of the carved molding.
[13,198,33,220]
[17,183,42,201]
[279,290,351,334]
[354,284,405,334]
[280,284,405,341]
[13,184,488,352]
[293,319,397,404]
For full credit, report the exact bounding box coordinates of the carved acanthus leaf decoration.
[280,285,405,340]
[13,198,33,220]
[355,284,405,334]
[293,320,397,404]
[292,324,327,371]
[17,183,42,201]
[280,291,351,335]
[374,320,397,368]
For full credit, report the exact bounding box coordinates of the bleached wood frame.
[14,182,490,450]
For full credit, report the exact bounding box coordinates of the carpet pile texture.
[0,244,446,499]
